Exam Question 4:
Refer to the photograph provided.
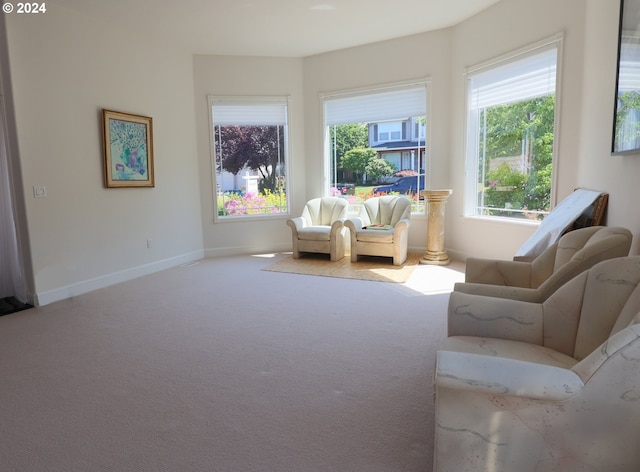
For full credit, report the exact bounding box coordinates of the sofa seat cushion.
[356,229,394,243]
[297,226,331,241]
[440,335,578,369]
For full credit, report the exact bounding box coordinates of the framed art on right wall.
[613,0,640,154]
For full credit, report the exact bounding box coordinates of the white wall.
[578,0,640,255]
[193,55,305,256]
[6,4,204,304]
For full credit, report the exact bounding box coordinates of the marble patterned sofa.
[434,255,640,471]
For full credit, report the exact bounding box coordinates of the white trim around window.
[463,34,564,221]
[208,95,292,222]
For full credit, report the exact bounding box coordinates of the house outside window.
[464,37,561,220]
[376,122,403,142]
[209,96,290,220]
[323,82,429,213]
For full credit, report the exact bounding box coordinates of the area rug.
[262,252,422,283]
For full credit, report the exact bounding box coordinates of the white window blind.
[468,47,557,110]
[211,99,288,126]
[324,84,426,125]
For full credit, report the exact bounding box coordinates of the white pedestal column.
[420,189,452,266]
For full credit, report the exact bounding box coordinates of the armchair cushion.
[296,226,333,241]
[355,228,394,243]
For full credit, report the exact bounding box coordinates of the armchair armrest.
[393,218,410,233]
[436,350,584,401]
[345,217,364,233]
[330,218,346,237]
[453,282,543,303]
[448,291,543,344]
[286,216,306,235]
[465,258,533,287]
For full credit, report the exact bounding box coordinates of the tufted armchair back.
[359,195,411,227]
[542,255,640,360]
[301,197,348,227]
[532,226,632,297]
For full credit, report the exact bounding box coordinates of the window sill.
[461,214,540,227]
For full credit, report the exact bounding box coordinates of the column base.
[420,251,450,265]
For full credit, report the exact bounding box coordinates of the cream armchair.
[286,197,348,261]
[345,195,411,266]
[434,256,640,472]
[455,226,632,303]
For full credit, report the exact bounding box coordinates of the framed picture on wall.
[102,109,155,188]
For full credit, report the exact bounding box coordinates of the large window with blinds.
[323,82,428,213]
[465,38,561,220]
[209,96,289,220]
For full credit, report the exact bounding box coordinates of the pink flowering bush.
[218,190,287,216]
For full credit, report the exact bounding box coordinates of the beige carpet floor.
[263,252,423,283]
[0,253,464,472]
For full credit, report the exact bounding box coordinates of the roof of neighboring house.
[372,140,426,151]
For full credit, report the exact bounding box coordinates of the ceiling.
[49,0,501,57]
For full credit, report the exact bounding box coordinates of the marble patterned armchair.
[455,226,632,303]
[434,256,640,472]
[345,195,411,266]
[286,197,348,261]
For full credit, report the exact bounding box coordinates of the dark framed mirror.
[613,0,640,154]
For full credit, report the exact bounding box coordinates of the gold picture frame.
[102,109,155,188]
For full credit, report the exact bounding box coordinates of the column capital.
[420,189,452,201]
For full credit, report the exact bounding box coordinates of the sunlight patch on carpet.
[262,253,422,283]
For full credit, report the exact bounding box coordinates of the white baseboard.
[35,250,205,306]
[203,243,291,258]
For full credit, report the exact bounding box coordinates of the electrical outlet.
[146,238,153,249]
[33,185,46,198]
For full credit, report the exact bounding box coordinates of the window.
[209,96,289,219]
[377,122,403,142]
[465,38,560,220]
[323,82,428,213]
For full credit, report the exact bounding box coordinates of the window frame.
[463,34,564,222]
[208,95,291,222]
[376,121,404,143]
[321,79,431,214]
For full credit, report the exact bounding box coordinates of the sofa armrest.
[448,291,543,343]
[435,350,584,401]
[465,258,533,287]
